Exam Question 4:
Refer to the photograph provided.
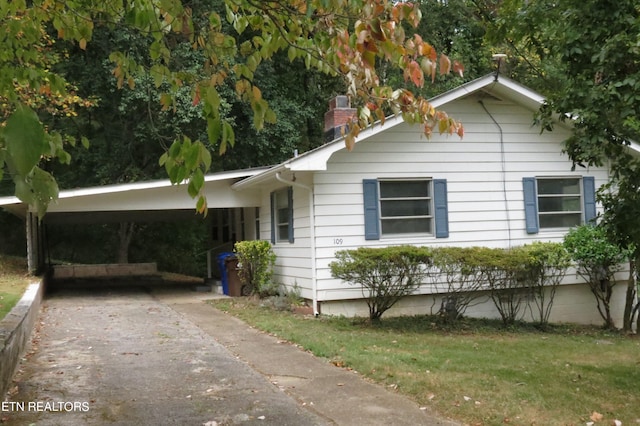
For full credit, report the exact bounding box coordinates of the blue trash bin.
[216,252,235,295]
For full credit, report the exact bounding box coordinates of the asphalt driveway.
[2,279,457,426]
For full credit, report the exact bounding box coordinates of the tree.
[0,0,464,217]
[488,0,640,331]
[563,225,630,330]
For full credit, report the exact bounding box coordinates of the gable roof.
[231,74,548,190]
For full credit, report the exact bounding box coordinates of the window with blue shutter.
[582,176,596,224]
[522,177,539,234]
[433,179,449,238]
[363,179,380,240]
[362,178,448,239]
[523,176,596,233]
[270,187,294,243]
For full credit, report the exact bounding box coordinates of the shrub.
[517,242,570,329]
[563,225,630,329]
[477,247,531,327]
[430,247,492,322]
[330,245,432,322]
[234,240,277,298]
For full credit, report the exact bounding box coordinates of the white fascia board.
[0,196,21,207]
[0,167,268,211]
[287,115,406,172]
[56,167,267,200]
[231,164,288,190]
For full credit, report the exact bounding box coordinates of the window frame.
[378,178,435,237]
[523,176,596,234]
[363,178,448,240]
[535,177,582,230]
[270,187,294,244]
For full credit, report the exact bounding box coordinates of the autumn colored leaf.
[192,85,200,106]
[407,60,424,87]
[439,54,451,75]
[453,60,465,77]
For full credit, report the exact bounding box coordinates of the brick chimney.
[323,95,356,142]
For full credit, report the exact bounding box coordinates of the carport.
[0,167,267,275]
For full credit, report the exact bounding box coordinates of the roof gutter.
[275,172,319,316]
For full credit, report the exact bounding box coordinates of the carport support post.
[25,211,44,274]
[26,211,37,274]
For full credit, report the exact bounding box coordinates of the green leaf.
[30,167,58,218]
[288,46,297,62]
[196,195,207,215]
[189,168,205,197]
[14,177,35,205]
[159,152,168,166]
[4,105,47,176]
[168,139,181,158]
[184,142,200,170]
[199,143,212,170]
[187,179,198,198]
[222,121,235,147]
[207,117,222,144]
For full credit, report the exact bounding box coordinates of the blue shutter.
[287,186,294,243]
[270,191,276,244]
[583,176,596,225]
[433,179,449,238]
[363,179,380,240]
[523,177,539,234]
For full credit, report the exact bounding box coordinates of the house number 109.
[333,238,343,245]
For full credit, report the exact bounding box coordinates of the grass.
[0,255,32,320]
[211,297,640,426]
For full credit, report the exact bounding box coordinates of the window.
[270,187,293,243]
[363,178,449,240]
[379,180,433,235]
[523,176,596,234]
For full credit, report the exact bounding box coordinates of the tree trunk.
[116,222,135,264]
[623,258,637,331]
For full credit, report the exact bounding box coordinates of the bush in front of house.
[473,247,532,327]
[431,244,571,327]
[430,246,494,322]
[516,242,570,329]
[563,224,631,329]
[330,245,433,322]
[234,240,277,297]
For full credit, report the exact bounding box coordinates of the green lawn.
[0,256,32,320]
[211,298,640,426]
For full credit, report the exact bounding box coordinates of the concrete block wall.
[0,281,43,399]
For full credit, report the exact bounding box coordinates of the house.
[229,73,626,326]
[0,74,629,326]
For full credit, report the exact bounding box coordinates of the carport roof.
[0,167,270,224]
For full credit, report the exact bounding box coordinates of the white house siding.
[310,94,620,324]
[259,177,315,300]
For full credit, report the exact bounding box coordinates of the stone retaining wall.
[0,280,44,399]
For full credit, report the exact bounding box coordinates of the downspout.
[479,99,513,247]
[275,172,319,316]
